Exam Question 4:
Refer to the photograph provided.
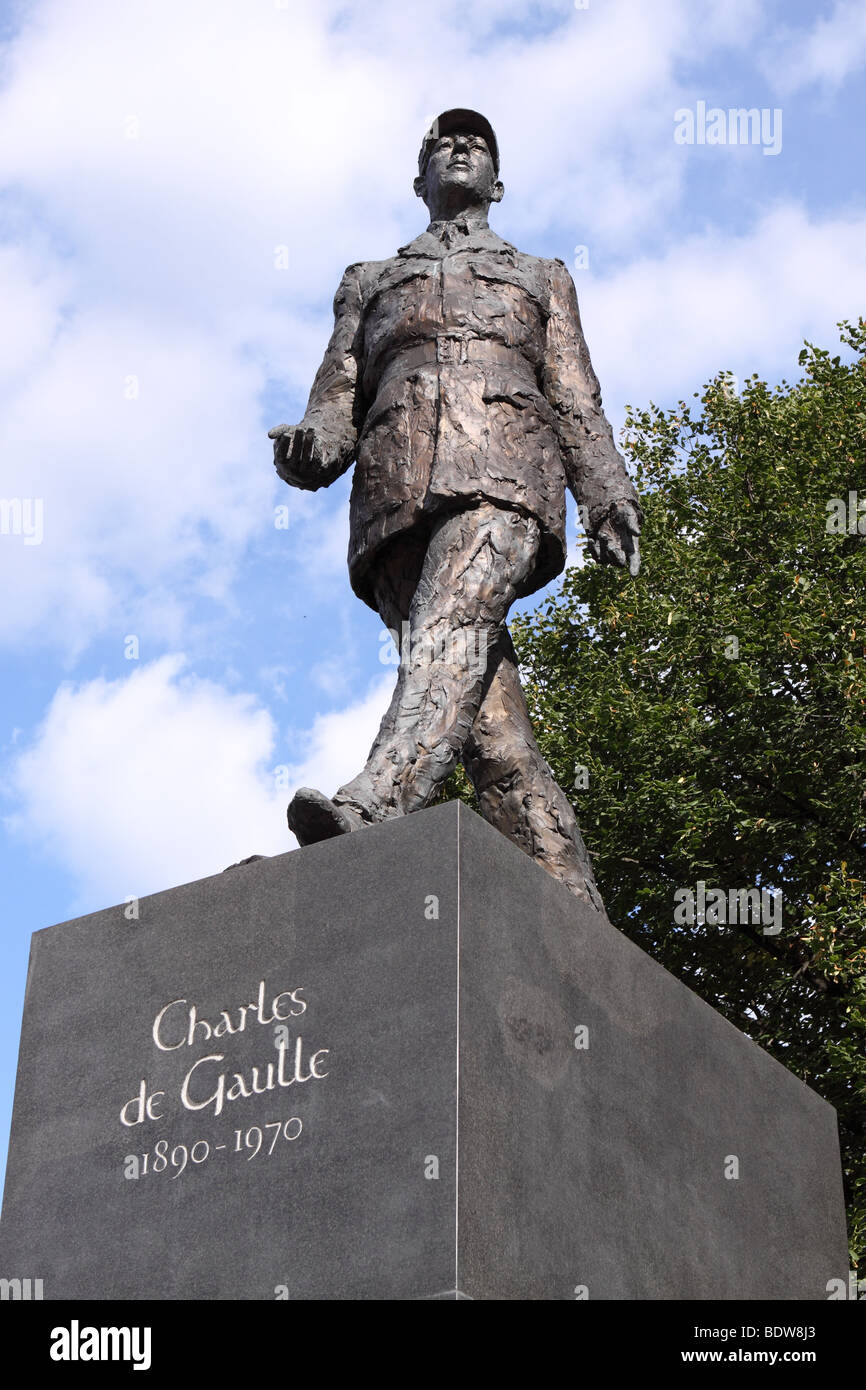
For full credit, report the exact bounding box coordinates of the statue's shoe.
[287,787,365,846]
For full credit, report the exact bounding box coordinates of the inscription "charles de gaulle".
[120,980,329,1127]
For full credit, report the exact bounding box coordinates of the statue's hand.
[268,423,328,490]
[587,500,641,576]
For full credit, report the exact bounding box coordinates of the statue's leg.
[461,627,603,911]
[332,502,539,821]
[286,530,426,847]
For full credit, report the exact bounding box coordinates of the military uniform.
[298,220,638,611]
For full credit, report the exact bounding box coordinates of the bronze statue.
[269,109,641,909]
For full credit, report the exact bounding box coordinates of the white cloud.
[0,241,72,387]
[5,656,283,903]
[0,0,771,650]
[579,204,866,419]
[760,0,866,94]
[0,302,277,647]
[5,656,395,908]
[282,672,395,803]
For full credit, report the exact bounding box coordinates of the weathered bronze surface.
[270,108,641,908]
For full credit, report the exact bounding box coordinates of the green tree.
[444,320,866,1274]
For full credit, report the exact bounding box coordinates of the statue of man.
[269,109,641,909]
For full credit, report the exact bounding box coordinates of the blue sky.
[1,0,865,1189]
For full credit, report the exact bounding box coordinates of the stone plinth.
[0,802,849,1299]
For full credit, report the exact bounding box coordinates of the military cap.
[418,108,500,175]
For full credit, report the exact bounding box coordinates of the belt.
[375,335,539,393]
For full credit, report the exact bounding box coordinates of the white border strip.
[454,801,461,1293]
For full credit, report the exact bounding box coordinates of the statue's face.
[419,130,501,206]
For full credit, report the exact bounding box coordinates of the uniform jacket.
[293,220,639,611]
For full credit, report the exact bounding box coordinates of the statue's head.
[414,108,504,216]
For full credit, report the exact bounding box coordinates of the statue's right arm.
[269,263,364,491]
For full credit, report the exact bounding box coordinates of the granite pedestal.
[0,801,849,1299]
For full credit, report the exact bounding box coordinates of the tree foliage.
[445,320,866,1271]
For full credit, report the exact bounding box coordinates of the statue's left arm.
[541,257,642,574]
